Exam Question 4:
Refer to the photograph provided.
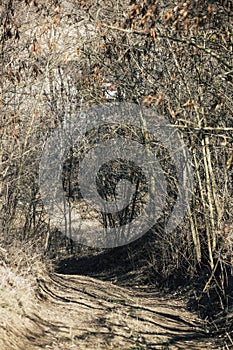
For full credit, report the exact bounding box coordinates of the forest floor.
[0,263,223,350]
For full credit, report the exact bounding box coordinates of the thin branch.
[100,23,233,71]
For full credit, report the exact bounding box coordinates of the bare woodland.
[1,0,233,349]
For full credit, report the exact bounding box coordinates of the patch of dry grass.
[0,240,51,350]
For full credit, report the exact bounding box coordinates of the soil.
[1,268,222,350]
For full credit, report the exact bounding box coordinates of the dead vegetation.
[1,0,233,348]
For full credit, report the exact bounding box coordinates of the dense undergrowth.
[1,0,233,348]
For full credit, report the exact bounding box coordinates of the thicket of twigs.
[1,0,233,347]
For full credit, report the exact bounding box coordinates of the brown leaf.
[164,9,173,22]
[150,29,157,41]
[53,14,60,25]
[97,21,102,31]
[32,36,40,55]
[142,95,156,105]
[50,42,56,51]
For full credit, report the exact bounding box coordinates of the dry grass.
[0,264,35,349]
[0,240,51,350]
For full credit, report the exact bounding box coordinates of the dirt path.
[1,272,220,350]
